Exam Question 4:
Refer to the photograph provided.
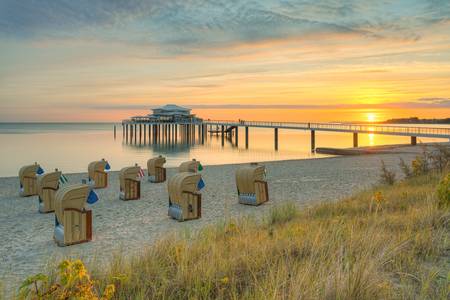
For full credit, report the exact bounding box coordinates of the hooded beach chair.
[147,155,166,183]
[119,164,141,200]
[178,159,200,173]
[54,184,92,246]
[236,163,269,205]
[37,169,62,213]
[88,159,109,189]
[168,172,202,221]
[19,162,41,196]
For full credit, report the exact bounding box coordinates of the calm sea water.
[0,122,448,177]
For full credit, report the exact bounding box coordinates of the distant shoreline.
[381,117,450,124]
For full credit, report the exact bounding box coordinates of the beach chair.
[236,163,269,206]
[147,155,166,183]
[19,163,41,197]
[37,169,62,213]
[168,172,202,221]
[178,159,200,173]
[119,164,141,200]
[88,159,109,189]
[54,184,92,246]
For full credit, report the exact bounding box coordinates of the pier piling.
[411,136,417,145]
[221,125,225,146]
[245,126,249,148]
[353,132,358,148]
[235,127,239,146]
[274,128,279,150]
[311,130,315,152]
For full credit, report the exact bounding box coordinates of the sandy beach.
[0,145,427,294]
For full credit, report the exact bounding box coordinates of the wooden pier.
[121,119,450,151]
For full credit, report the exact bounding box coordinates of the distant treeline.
[382,117,450,124]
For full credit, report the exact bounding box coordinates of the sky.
[0,0,449,122]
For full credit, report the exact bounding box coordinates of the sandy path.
[0,147,421,294]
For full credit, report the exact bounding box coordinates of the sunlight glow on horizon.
[0,1,449,122]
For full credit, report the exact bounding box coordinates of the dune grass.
[14,172,450,299]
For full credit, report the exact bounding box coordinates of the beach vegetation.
[399,157,412,178]
[437,172,450,208]
[379,160,396,185]
[18,260,114,300]
[15,168,449,299]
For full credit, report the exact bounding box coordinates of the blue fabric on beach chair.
[236,163,269,206]
[238,193,258,205]
[168,203,184,221]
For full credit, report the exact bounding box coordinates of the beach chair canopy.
[54,184,89,226]
[19,163,40,183]
[236,164,266,194]
[168,172,201,201]
[37,170,61,193]
[88,159,107,178]
[120,165,140,186]
[147,156,166,175]
[178,159,199,173]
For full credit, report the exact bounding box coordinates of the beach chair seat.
[88,159,109,189]
[54,184,92,246]
[236,163,269,206]
[19,163,41,197]
[119,165,141,200]
[147,156,166,183]
[178,159,200,173]
[168,172,202,221]
[37,169,61,213]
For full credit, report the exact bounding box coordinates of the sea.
[0,122,448,177]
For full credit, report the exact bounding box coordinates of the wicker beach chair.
[54,184,92,246]
[168,172,202,221]
[37,169,62,213]
[88,159,109,189]
[178,159,200,173]
[119,164,141,200]
[147,155,166,183]
[236,163,269,206]
[19,163,41,197]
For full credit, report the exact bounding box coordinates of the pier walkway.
[121,119,450,150]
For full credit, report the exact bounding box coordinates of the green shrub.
[19,260,114,300]
[412,155,429,176]
[379,160,396,185]
[399,158,412,178]
[437,173,450,208]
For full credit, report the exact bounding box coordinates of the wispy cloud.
[2,0,449,52]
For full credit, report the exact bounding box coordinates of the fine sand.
[0,145,427,294]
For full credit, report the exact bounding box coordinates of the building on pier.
[130,104,202,123]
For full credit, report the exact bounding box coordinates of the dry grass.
[91,173,449,299]
[11,172,450,299]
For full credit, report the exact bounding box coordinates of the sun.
[367,113,376,122]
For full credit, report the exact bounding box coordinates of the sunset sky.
[0,1,449,122]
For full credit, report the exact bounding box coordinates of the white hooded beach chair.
[119,164,141,200]
[54,184,92,246]
[236,163,269,206]
[178,159,200,173]
[88,159,109,189]
[168,172,202,221]
[19,163,41,197]
[37,169,62,213]
[147,155,166,183]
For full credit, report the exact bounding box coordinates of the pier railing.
[123,118,450,138]
[201,120,450,138]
